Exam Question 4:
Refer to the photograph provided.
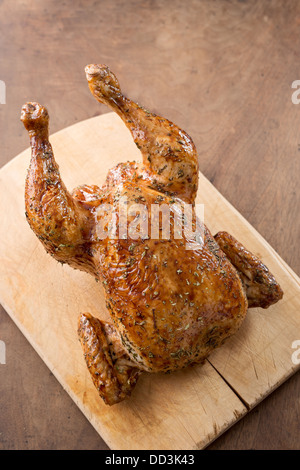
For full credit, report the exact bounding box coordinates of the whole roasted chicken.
[21,64,283,405]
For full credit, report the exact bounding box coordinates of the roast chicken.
[21,64,283,405]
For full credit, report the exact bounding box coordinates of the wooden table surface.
[0,0,299,450]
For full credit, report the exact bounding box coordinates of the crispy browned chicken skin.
[21,65,283,405]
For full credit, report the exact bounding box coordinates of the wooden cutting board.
[0,112,300,450]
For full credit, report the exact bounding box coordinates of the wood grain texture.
[0,0,299,450]
[0,113,299,450]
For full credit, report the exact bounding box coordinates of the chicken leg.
[21,102,95,272]
[85,64,199,204]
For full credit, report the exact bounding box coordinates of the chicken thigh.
[21,65,283,405]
